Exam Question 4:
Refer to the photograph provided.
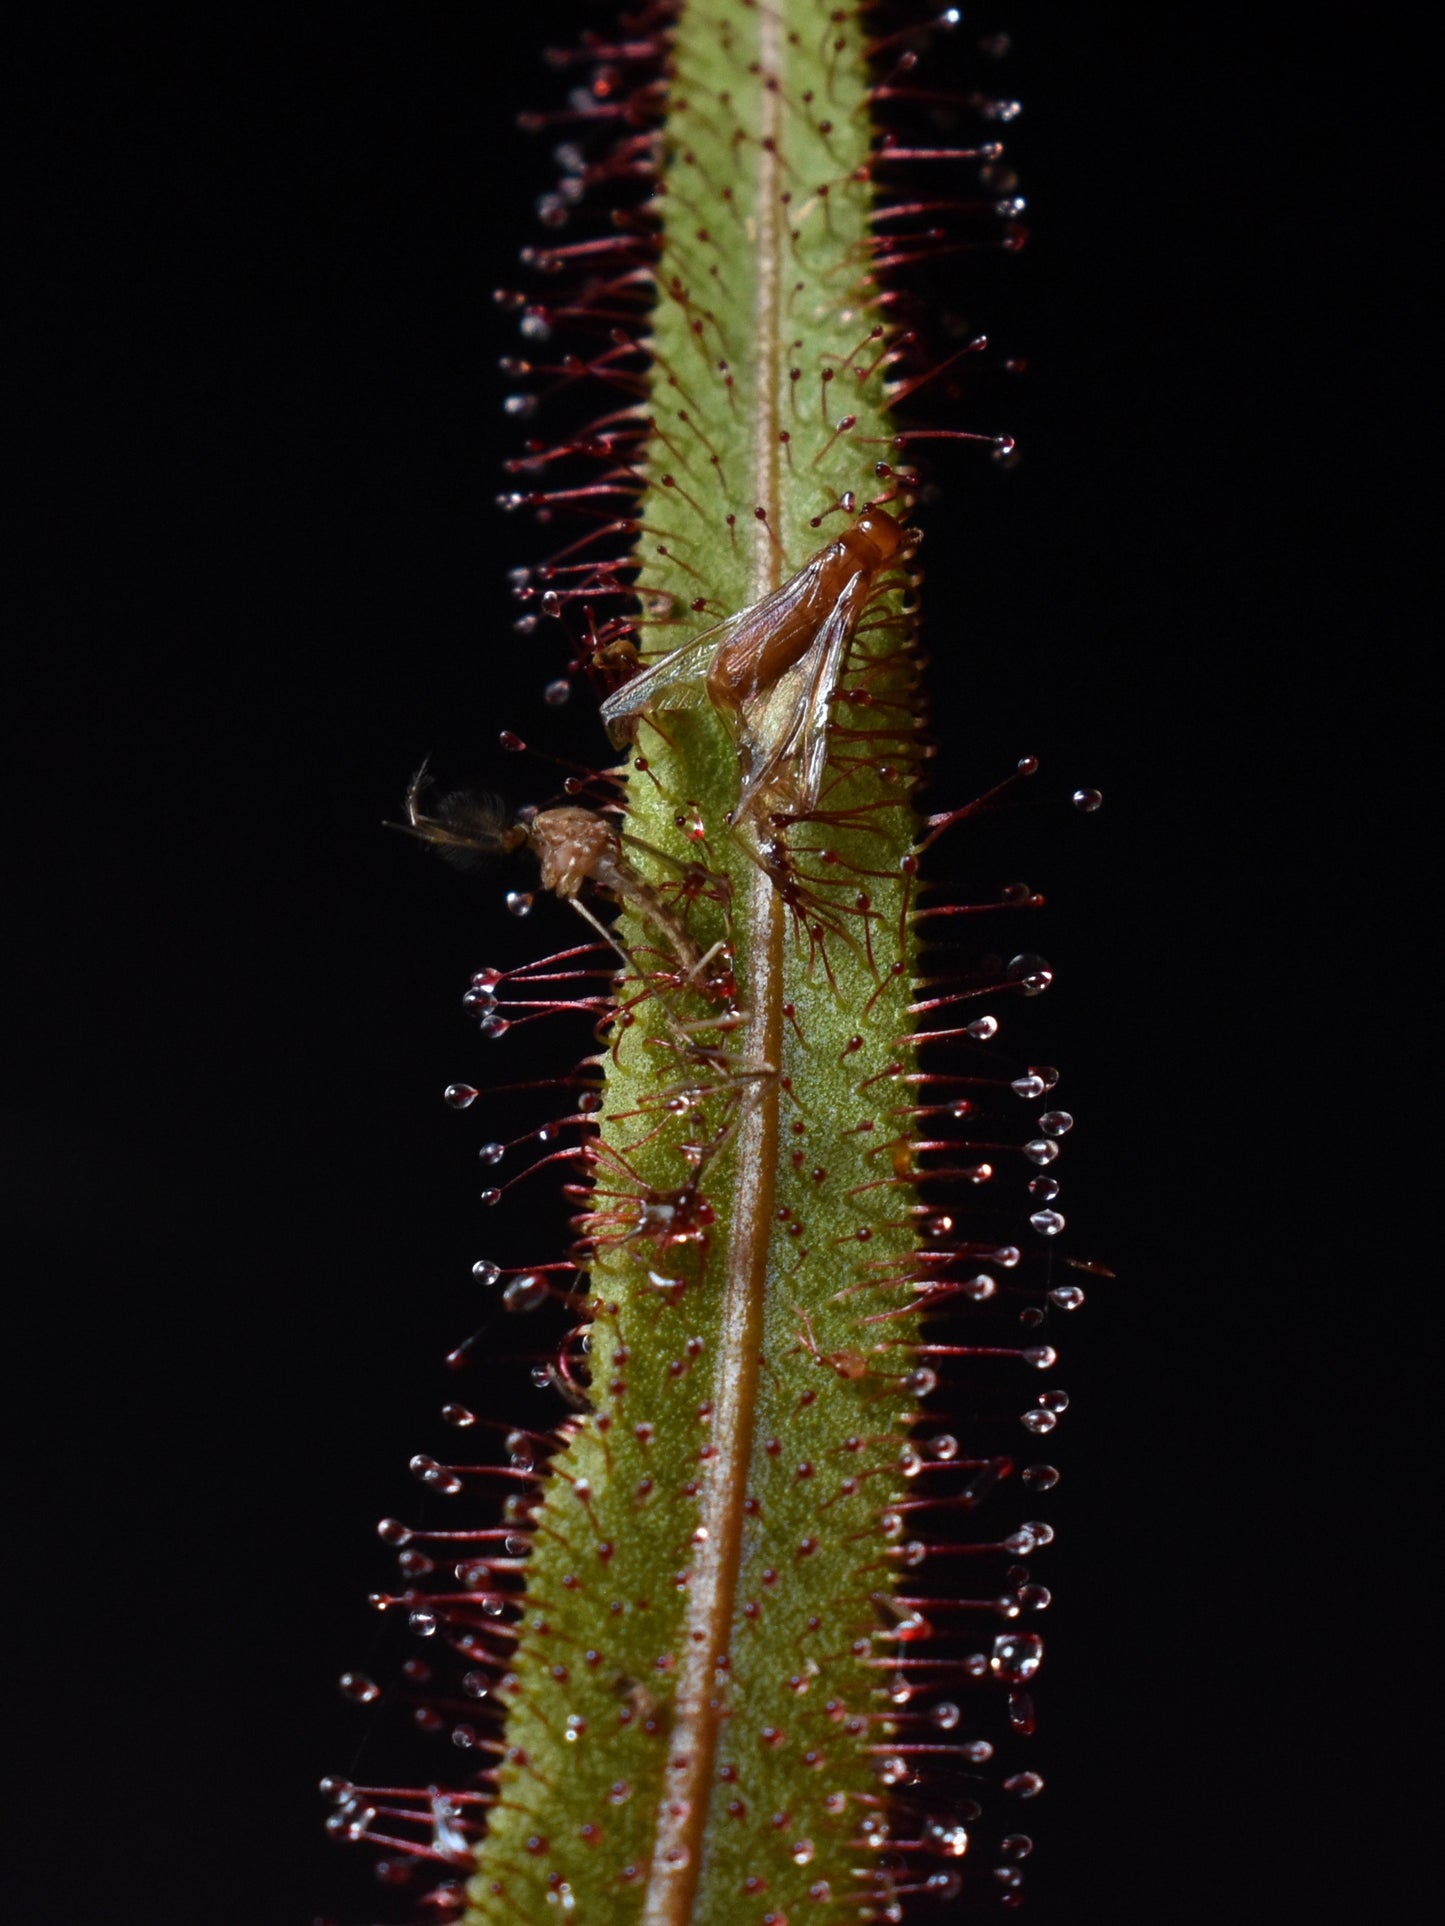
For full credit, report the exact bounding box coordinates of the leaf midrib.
[638,5,786,1918]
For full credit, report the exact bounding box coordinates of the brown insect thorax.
[704,509,910,719]
[527,807,623,900]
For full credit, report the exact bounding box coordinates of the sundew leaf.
[327,7,1073,1922]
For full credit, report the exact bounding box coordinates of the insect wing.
[793,567,872,811]
[733,565,871,818]
[599,558,830,730]
[597,624,720,729]
[704,549,841,711]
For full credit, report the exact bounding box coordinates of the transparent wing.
[598,560,832,728]
[734,569,869,818]
[597,624,722,727]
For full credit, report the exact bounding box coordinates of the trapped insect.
[600,507,919,825]
[397,769,703,974]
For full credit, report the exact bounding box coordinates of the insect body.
[600,509,917,824]
[397,772,702,973]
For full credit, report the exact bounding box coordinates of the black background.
[7,4,1420,1923]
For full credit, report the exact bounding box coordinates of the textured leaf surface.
[468,6,931,1922]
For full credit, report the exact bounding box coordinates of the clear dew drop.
[1029,1209,1066,1237]
[410,1454,463,1496]
[505,891,533,918]
[1038,1109,1074,1137]
[1022,1345,1057,1369]
[928,1821,970,1858]
[544,678,572,706]
[1020,1409,1057,1436]
[991,1632,1045,1682]
[1003,1771,1045,1799]
[473,1260,502,1285]
[1010,1073,1046,1099]
[478,1142,505,1166]
[1048,1284,1085,1310]
[441,1403,475,1428]
[1023,1520,1055,1546]
[1029,1177,1060,1201]
[502,1273,548,1314]
[962,1273,996,1301]
[929,1700,960,1730]
[928,1433,959,1461]
[444,1083,479,1110]
[1039,1388,1070,1413]
[1022,1464,1060,1490]
[326,1797,378,1842]
[1024,1138,1059,1166]
[1007,953,1053,996]
[408,1609,439,1638]
[966,1015,999,1040]
[1072,787,1103,812]
[477,1012,510,1038]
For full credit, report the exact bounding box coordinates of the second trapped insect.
[600,508,918,825]
[398,771,704,974]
